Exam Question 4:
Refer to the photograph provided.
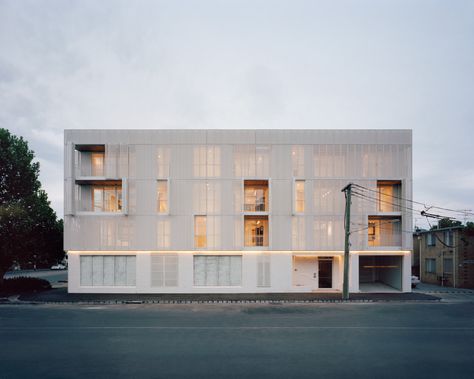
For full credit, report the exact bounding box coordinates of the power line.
[352,183,474,217]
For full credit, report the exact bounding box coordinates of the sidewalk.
[9,287,440,304]
[413,282,474,294]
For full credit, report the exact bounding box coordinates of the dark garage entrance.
[359,255,403,291]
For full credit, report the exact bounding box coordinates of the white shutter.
[103,256,115,286]
[230,256,242,286]
[115,256,127,285]
[105,144,119,178]
[217,256,231,286]
[206,256,218,286]
[194,256,206,286]
[257,255,271,287]
[119,144,129,178]
[126,256,136,286]
[80,256,93,286]
[92,256,104,286]
[151,255,164,287]
[164,255,178,287]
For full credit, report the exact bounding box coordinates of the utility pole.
[341,183,352,300]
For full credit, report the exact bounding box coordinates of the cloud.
[0,0,473,226]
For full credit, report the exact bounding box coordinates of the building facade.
[64,129,413,293]
[415,227,474,288]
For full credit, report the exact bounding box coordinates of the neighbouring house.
[414,227,474,288]
[64,129,413,293]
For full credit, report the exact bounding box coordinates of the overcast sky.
[1,0,473,228]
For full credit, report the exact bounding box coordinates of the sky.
[1,0,473,228]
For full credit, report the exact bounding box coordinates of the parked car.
[51,264,66,270]
[411,275,420,288]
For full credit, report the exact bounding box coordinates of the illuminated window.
[194,216,207,248]
[295,180,305,213]
[244,216,269,247]
[292,145,304,177]
[91,152,104,176]
[244,180,269,212]
[157,180,168,213]
[377,181,401,212]
[367,216,401,247]
[93,185,122,212]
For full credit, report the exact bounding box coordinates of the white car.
[51,264,66,270]
[411,275,420,288]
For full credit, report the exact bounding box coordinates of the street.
[1,300,473,379]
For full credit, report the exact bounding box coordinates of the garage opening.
[359,255,402,292]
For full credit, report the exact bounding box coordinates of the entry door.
[293,257,319,288]
[318,257,333,288]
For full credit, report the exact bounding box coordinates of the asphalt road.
[1,301,473,379]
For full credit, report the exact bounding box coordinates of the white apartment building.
[64,129,413,293]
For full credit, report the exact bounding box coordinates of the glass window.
[425,258,436,273]
[91,152,104,176]
[244,216,269,247]
[377,181,401,212]
[426,233,436,247]
[93,185,122,212]
[157,180,168,213]
[292,146,304,177]
[295,180,305,213]
[444,231,453,246]
[194,216,207,248]
[443,258,453,274]
[244,180,269,212]
[367,216,401,247]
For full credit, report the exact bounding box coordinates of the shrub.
[0,277,51,295]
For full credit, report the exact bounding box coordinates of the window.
[244,180,269,212]
[292,145,304,177]
[377,181,401,212]
[234,145,269,177]
[80,255,136,286]
[193,146,221,177]
[295,180,305,213]
[157,180,168,213]
[194,216,207,248]
[91,152,104,176]
[151,255,178,287]
[425,258,436,274]
[244,216,269,247]
[292,216,305,250]
[257,255,271,287]
[193,255,242,286]
[367,216,401,247]
[444,231,453,246]
[156,219,170,248]
[443,258,453,275]
[157,147,170,178]
[426,233,436,247]
[93,185,122,212]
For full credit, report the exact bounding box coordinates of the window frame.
[156,179,169,215]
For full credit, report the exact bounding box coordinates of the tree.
[0,128,63,284]
[430,218,463,230]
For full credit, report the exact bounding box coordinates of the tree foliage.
[430,217,463,230]
[0,128,63,281]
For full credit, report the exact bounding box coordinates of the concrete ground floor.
[67,250,412,293]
